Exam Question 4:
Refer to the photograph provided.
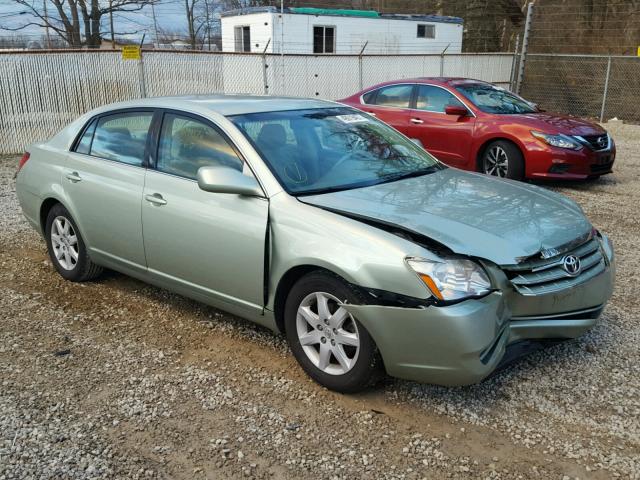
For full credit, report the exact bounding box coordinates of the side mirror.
[445,105,469,117]
[197,166,263,197]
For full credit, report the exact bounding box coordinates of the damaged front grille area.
[503,238,606,296]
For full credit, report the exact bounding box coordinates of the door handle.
[65,171,82,183]
[145,193,167,206]
[410,118,424,124]
[366,111,377,116]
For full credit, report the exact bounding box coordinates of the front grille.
[504,238,606,296]
[576,134,609,151]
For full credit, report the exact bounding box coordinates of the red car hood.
[504,112,605,136]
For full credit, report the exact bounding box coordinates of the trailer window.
[417,24,435,39]
[313,26,335,54]
[234,26,251,52]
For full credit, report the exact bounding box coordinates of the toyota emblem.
[562,255,581,276]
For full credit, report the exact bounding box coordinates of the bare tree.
[198,0,216,50]
[184,0,222,51]
[184,0,199,49]
[1,0,156,48]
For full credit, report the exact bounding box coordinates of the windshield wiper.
[376,165,442,185]
[292,165,442,197]
[293,183,367,197]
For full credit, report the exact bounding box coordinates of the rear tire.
[45,204,103,282]
[481,140,524,180]
[284,271,383,393]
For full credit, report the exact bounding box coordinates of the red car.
[339,78,615,180]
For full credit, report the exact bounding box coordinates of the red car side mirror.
[445,105,469,116]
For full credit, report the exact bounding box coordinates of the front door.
[407,85,476,168]
[63,110,153,273]
[142,111,268,315]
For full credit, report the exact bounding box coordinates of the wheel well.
[39,198,61,233]
[475,138,523,172]
[273,265,333,334]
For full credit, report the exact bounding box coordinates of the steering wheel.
[281,160,310,185]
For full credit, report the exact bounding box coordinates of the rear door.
[406,85,476,167]
[141,111,268,316]
[358,84,414,135]
[64,110,153,273]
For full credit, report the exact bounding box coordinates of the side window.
[234,26,250,52]
[415,85,465,113]
[90,112,152,166]
[361,90,377,104]
[75,118,97,155]
[313,26,335,54]
[157,113,243,180]
[370,85,413,108]
[417,24,435,39]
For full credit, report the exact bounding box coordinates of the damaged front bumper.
[343,257,615,387]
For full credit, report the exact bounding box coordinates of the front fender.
[267,194,436,309]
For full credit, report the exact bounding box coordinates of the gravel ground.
[1,121,638,479]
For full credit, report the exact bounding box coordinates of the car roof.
[90,95,337,117]
[365,77,490,90]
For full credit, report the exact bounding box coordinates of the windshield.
[455,83,537,114]
[230,107,443,195]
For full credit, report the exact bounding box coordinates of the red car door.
[358,84,414,135]
[406,85,476,168]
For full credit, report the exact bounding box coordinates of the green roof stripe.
[290,7,380,18]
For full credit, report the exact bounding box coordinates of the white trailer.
[220,7,463,55]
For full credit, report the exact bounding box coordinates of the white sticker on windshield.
[336,114,369,124]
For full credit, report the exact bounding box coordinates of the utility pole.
[280,0,284,93]
[151,1,160,48]
[109,0,115,48]
[204,0,211,51]
[42,0,52,49]
[515,2,534,94]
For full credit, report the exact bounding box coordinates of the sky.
[0,0,201,43]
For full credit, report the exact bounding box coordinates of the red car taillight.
[17,152,30,173]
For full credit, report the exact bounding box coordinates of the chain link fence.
[519,54,640,124]
[0,51,141,155]
[3,49,635,155]
[0,50,514,154]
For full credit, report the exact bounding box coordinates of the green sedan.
[16,96,615,392]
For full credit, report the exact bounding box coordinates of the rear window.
[75,119,97,155]
[76,112,153,166]
[363,84,413,108]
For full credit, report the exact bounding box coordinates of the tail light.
[17,152,30,174]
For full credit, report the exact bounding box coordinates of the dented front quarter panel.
[267,192,438,308]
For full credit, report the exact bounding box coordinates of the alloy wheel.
[50,216,79,270]
[484,145,509,177]
[295,291,360,376]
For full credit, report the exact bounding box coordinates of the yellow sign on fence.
[121,45,141,61]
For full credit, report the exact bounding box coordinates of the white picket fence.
[0,50,515,154]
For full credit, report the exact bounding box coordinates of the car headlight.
[406,257,491,301]
[593,229,614,265]
[531,131,582,150]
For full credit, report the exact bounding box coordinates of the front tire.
[284,271,382,393]
[45,204,103,282]
[481,140,524,180]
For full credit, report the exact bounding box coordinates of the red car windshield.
[455,83,537,115]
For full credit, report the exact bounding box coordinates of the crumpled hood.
[508,112,606,136]
[301,168,591,265]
